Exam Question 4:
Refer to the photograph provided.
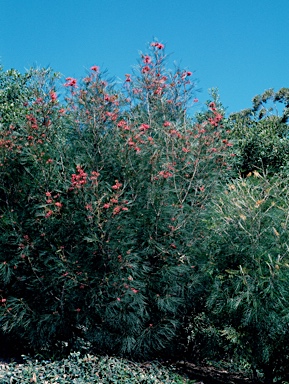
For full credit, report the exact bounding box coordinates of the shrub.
[228,88,289,177]
[0,352,196,383]
[0,43,232,358]
[204,172,289,383]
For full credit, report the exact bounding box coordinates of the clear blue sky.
[0,0,288,115]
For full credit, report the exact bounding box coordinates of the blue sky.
[0,0,288,115]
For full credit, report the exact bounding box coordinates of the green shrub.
[0,43,232,358]
[228,88,289,177]
[0,352,196,383]
[204,172,289,382]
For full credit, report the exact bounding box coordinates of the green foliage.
[228,88,289,176]
[0,352,196,383]
[3,42,289,383]
[204,172,289,381]
[0,43,231,359]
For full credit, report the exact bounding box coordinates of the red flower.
[64,77,77,87]
[50,91,57,102]
[113,206,121,215]
[163,121,171,127]
[90,65,99,72]
[111,180,122,190]
[151,42,164,49]
[143,55,152,64]
[139,123,150,131]
[209,102,216,111]
[90,171,100,180]
[141,66,150,74]
[158,170,173,178]
[125,74,131,82]
[45,210,53,218]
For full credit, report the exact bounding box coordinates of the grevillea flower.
[209,102,216,111]
[90,65,99,72]
[154,87,162,95]
[125,74,131,82]
[139,123,150,131]
[163,121,171,127]
[70,166,88,189]
[113,206,121,215]
[50,91,57,102]
[117,120,130,130]
[151,42,164,49]
[141,66,150,74]
[45,210,53,218]
[64,77,77,87]
[143,55,152,64]
[158,170,173,178]
[111,180,122,190]
[90,171,100,180]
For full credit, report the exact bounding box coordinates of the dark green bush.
[204,172,289,382]
[228,88,289,177]
[0,43,231,359]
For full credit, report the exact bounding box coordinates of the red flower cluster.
[90,171,100,185]
[90,65,99,72]
[70,165,88,189]
[208,102,223,127]
[158,170,173,179]
[50,91,57,102]
[151,42,164,49]
[117,120,130,130]
[143,55,152,64]
[142,66,150,74]
[26,114,38,129]
[111,180,122,190]
[125,74,131,82]
[44,191,63,218]
[139,123,150,131]
[64,77,77,87]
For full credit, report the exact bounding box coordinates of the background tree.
[228,88,289,177]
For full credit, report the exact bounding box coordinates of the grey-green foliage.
[0,352,196,384]
[204,172,289,382]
